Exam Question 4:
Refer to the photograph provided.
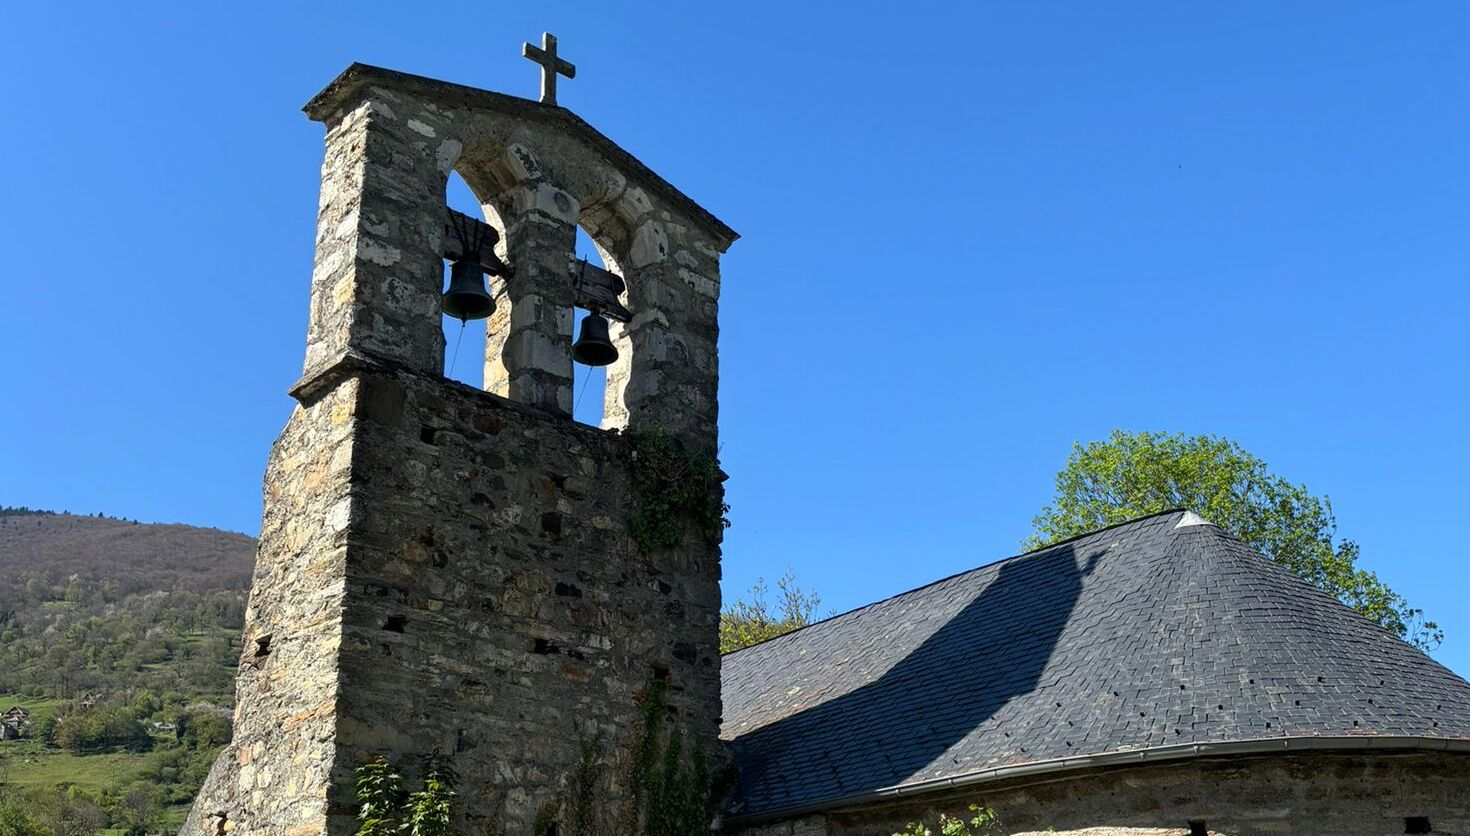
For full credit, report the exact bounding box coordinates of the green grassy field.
[0,695,150,792]
[0,694,198,828]
[0,748,146,792]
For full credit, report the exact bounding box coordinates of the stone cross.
[522,32,576,106]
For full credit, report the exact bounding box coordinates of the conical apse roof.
[720,510,1470,819]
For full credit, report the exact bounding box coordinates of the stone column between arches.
[484,181,579,416]
[607,213,723,453]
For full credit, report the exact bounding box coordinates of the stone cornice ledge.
[289,351,382,406]
[724,735,1470,827]
[303,63,739,250]
[288,350,630,445]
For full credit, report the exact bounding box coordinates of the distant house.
[0,706,29,740]
[78,692,99,709]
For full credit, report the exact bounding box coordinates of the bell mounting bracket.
[572,258,632,323]
[443,209,630,323]
[444,209,510,277]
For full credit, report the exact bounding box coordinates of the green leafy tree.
[0,801,47,836]
[109,787,161,836]
[176,706,232,750]
[720,571,825,653]
[36,714,58,747]
[1029,430,1440,651]
[54,707,153,753]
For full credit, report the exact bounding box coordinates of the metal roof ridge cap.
[724,735,1470,826]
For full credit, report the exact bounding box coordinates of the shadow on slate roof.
[720,509,1470,819]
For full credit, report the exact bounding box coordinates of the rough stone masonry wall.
[184,381,360,835]
[731,751,1470,836]
[334,363,723,833]
[190,361,723,836]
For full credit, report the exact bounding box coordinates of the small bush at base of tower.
[894,804,1000,836]
[353,752,458,836]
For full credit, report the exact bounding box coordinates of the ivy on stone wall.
[628,678,721,836]
[352,683,728,836]
[627,428,729,553]
[571,736,600,835]
[533,802,560,836]
[529,680,727,835]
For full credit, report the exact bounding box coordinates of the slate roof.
[720,510,1470,819]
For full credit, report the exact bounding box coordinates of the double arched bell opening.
[439,209,625,373]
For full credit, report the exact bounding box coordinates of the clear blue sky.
[2,2,1467,674]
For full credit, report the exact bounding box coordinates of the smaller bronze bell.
[442,259,496,321]
[572,313,618,367]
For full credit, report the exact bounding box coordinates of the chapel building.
[186,57,1470,836]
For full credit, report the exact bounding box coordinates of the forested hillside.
[0,508,255,833]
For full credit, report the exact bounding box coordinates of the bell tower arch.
[185,62,736,835]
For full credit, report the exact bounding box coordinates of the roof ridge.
[722,508,1186,657]
[1187,526,1470,687]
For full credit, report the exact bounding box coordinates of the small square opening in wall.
[1187,821,1207,836]
[1405,817,1432,834]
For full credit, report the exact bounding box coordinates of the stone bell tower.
[186,58,736,835]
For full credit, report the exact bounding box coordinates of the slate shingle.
[720,510,1470,817]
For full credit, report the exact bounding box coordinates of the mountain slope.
[0,510,256,698]
[0,510,255,597]
[0,509,259,827]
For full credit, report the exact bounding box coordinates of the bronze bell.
[441,259,496,321]
[572,312,618,366]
